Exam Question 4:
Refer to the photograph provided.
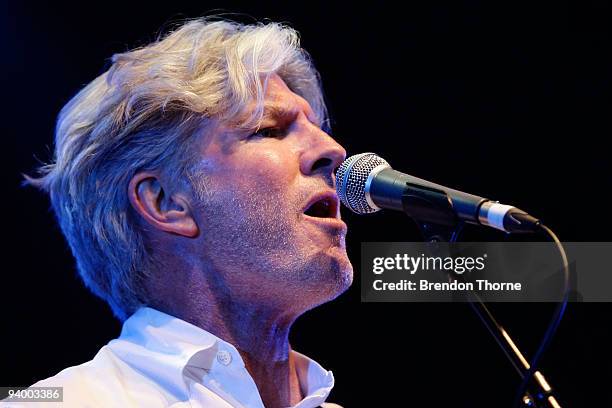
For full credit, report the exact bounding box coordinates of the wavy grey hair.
[24,18,330,320]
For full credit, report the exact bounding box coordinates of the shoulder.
[3,347,171,407]
[35,346,125,386]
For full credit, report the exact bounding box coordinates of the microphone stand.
[406,187,562,408]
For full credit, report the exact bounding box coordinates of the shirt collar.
[108,307,335,408]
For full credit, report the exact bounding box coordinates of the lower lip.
[302,214,347,231]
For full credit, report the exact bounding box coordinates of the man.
[14,18,352,408]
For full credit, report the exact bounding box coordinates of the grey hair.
[24,18,330,320]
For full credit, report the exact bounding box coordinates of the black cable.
[512,224,570,407]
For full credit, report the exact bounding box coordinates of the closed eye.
[249,127,286,139]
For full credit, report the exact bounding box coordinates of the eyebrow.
[261,104,320,127]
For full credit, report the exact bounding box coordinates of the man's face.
[189,75,353,312]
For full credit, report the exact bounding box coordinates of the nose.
[299,122,347,180]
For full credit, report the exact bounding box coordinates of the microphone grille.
[335,153,390,214]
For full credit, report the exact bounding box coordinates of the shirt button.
[217,350,232,366]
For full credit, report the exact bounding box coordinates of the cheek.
[216,147,300,194]
[249,150,296,183]
[201,144,300,202]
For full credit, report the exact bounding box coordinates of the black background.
[2,1,611,406]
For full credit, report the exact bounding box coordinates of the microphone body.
[336,153,540,233]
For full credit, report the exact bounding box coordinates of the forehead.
[200,74,319,153]
[214,74,317,134]
[259,74,317,123]
[265,74,293,98]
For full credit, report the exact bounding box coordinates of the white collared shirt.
[3,307,342,408]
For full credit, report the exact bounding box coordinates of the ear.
[128,172,199,238]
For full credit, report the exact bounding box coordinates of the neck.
[147,263,305,408]
[186,300,304,407]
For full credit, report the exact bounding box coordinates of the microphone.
[335,153,540,233]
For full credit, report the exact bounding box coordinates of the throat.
[242,349,304,408]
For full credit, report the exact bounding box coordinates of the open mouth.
[303,194,339,219]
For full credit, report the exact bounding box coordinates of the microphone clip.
[401,182,460,241]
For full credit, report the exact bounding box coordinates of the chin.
[330,246,354,290]
[309,246,354,303]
